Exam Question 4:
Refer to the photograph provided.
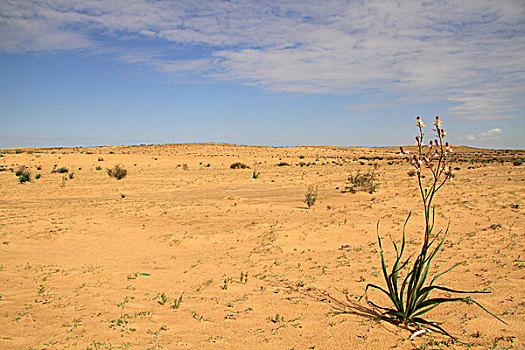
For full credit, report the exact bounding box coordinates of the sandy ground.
[0,143,523,349]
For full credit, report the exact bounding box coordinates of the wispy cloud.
[461,128,503,142]
[346,102,398,111]
[1,0,524,119]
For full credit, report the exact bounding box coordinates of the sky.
[1,0,524,149]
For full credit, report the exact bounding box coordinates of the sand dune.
[0,144,523,349]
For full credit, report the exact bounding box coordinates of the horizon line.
[1,141,522,152]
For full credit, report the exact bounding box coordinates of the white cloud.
[1,0,524,120]
[461,128,503,142]
[480,128,502,139]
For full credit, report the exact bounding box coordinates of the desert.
[0,143,523,349]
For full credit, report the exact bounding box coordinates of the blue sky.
[1,0,524,149]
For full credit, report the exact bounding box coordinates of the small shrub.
[304,185,318,208]
[276,162,290,167]
[106,164,127,180]
[252,170,261,179]
[407,169,416,177]
[18,170,31,183]
[68,172,74,179]
[342,169,378,194]
[230,162,249,169]
[15,166,26,177]
[513,159,522,166]
[35,173,41,179]
[95,166,102,171]
[98,157,104,161]
[57,167,68,173]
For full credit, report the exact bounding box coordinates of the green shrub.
[304,185,318,208]
[35,173,41,179]
[19,172,31,183]
[342,169,378,194]
[15,166,26,177]
[57,167,68,173]
[230,162,249,169]
[95,166,102,171]
[98,157,104,161]
[513,159,522,166]
[252,170,261,179]
[106,164,127,180]
[276,162,290,166]
[16,167,31,183]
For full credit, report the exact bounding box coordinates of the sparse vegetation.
[513,159,522,166]
[106,164,127,180]
[230,162,249,169]
[342,169,378,193]
[16,166,31,183]
[15,166,27,177]
[56,167,69,173]
[304,185,318,208]
[0,140,519,349]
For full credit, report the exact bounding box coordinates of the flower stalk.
[362,116,504,341]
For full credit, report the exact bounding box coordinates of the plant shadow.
[268,278,411,333]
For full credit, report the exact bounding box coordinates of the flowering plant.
[361,116,504,341]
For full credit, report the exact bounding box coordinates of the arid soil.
[0,143,523,349]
